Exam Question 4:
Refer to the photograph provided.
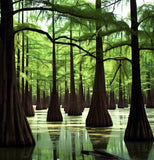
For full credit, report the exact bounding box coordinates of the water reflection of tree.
[87,127,111,150]
[86,127,112,160]
[0,147,34,160]
[48,126,61,160]
[125,142,153,160]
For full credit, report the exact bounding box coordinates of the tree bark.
[146,72,153,108]
[24,37,35,116]
[42,90,48,109]
[124,0,154,141]
[68,22,82,116]
[118,64,124,108]
[85,87,90,108]
[36,79,42,110]
[86,0,112,127]
[47,0,63,121]
[21,0,25,108]
[78,62,85,112]
[62,55,69,113]
[109,91,116,110]
[0,0,35,147]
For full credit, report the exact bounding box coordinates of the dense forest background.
[0,0,154,147]
[12,0,154,107]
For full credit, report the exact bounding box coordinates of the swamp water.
[1,107,154,160]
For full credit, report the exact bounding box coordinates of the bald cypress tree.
[0,0,35,147]
[86,0,112,127]
[124,0,153,141]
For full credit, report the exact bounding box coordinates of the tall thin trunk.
[85,87,90,108]
[16,2,20,92]
[78,61,85,112]
[24,36,34,116]
[36,79,42,110]
[109,91,116,110]
[62,55,69,113]
[68,22,82,115]
[21,1,25,107]
[124,0,153,141]
[86,0,112,127]
[47,0,63,121]
[0,0,35,147]
[118,61,124,108]
[146,71,153,108]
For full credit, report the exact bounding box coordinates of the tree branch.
[102,0,121,9]
[103,42,131,53]
[13,6,97,21]
[14,27,96,59]
[110,63,121,85]
[103,56,132,63]
[54,36,79,42]
[138,15,154,26]
[13,0,23,5]
[139,47,154,51]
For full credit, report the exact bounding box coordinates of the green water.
[1,107,154,160]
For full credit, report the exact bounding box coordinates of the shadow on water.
[0,147,34,160]
[125,142,153,160]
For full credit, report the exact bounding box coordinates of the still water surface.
[1,107,154,160]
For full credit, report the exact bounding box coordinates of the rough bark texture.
[86,0,112,127]
[47,90,63,121]
[86,61,113,127]
[124,0,154,141]
[0,0,35,147]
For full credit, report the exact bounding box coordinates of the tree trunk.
[146,71,153,108]
[118,62,124,108]
[124,0,153,141]
[24,37,34,116]
[63,80,69,113]
[78,62,85,112]
[85,87,90,108]
[16,2,21,93]
[68,22,82,116]
[86,0,112,127]
[0,0,35,147]
[21,1,25,108]
[62,55,69,112]
[42,90,48,109]
[47,1,63,121]
[36,79,42,110]
[109,91,116,110]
